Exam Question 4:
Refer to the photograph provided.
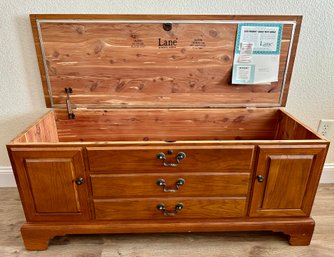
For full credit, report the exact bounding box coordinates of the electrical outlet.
[318,119,334,138]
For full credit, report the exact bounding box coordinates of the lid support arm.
[65,87,75,119]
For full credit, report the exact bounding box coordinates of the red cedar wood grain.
[30,14,300,108]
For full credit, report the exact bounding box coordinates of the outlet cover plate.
[318,119,334,138]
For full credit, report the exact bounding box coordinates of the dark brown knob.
[75,177,84,185]
[167,149,174,155]
[257,175,265,182]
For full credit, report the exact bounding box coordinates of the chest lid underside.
[31,14,302,109]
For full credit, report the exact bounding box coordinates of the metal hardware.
[156,178,185,192]
[177,152,186,160]
[156,152,166,160]
[156,178,166,187]
[75,177,84,185]
[257,175,265,182]
[38,19,296,25]
[176,178,185,186]
[279,21,296,104]
[163,23,173,31]
[156,152,186,167]
[156,203,184,216]
[167,149,174,155]
[65,87,75,119]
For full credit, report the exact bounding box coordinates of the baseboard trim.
[0,167,16,187]
[1,163,334,187]
[320,163,334,184]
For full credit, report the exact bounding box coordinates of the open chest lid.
[31,14,302,109]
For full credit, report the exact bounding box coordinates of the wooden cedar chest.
[7,14,329,250]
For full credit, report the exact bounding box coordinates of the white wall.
[1,0,334,169]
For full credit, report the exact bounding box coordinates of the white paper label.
[236,66,252,81]
[238,42,253,63]
[232,23,283,85]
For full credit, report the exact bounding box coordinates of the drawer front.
[87,146,255,172]
[94,197,246,220]
[91,173,250,197]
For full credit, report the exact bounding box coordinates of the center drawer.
[87,145,255,172]
[91,173,250,197]
[94,197,247,220]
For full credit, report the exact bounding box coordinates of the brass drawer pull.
[156,152,186,167]
[156,203,184,216]
[156,178,185,192]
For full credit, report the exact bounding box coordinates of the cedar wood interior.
[11,15,321,144]
[12,109,321,143]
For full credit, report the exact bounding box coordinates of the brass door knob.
[75,177,84,185]
[257,175,265,182]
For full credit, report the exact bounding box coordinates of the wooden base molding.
[21,218,315,250]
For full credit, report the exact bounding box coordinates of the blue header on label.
[235,23,283,55]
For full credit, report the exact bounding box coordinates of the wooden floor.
[1,185,334,257]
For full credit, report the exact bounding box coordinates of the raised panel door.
[249,145,327,217]
[10,148,90,221]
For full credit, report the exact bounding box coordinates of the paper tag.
[236,65,251,81]
[232,23,283,85]
[238,42,253,63]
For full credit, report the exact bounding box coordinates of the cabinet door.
[10,148,90,221]
[249,145,327,217]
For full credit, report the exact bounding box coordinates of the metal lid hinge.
[65,87,75,119]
